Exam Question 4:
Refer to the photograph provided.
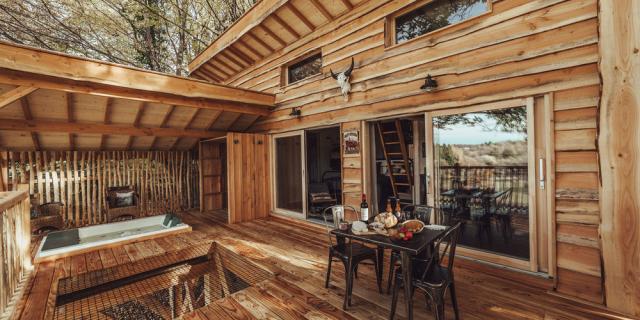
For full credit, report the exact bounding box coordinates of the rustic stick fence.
[2,151,199,227]
[0,191,31,318]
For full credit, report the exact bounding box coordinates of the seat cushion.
[331,243,376,261]
[114,191,134,208]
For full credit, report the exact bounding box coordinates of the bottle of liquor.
[360,194,369,222]
[385,198,393,213]
[395,199,403,221]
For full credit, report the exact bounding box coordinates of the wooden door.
[227,132,270,223]
[199,139,225,212]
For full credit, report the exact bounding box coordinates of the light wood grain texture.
[0,86,37,110]
[598,0,640,316]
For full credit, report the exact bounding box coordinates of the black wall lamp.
[289,107,301,117]
[420,74,438,92]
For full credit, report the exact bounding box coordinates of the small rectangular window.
[395,0,489,44]
[286,53,322,85]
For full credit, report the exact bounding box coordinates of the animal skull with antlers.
[330,58,355,101]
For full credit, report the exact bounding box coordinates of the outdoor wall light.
[420,74,438,92]
[289,107,301,117]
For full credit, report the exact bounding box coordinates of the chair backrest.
[402,204,432,225]
[420,221,462,283]
[38,202,64,217]
[107,185,137,207]
[321,205,358,246]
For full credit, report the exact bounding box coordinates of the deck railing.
[437,165,529,212]
[0,191,31,318]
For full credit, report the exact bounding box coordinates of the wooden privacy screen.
[226,133,269,223]
[1,151,199,227]
[0,191,31,317]
[200,140,226,212]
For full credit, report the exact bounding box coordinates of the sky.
[434,114,527,145]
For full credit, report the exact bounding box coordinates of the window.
[286,53,322,85]
[394,0,489,44]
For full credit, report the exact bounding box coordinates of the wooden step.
[385,141,400,145]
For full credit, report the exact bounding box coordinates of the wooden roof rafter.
[258,24,287,48]
[0,118,223,138]
[236,38,264,60]
[284,2,315,32]
[0,86,37,109]
[169,108,200,150]
[245,31,276,54]
[19,97,40,150]
[308,0,333,22]
[150,105,176,150]
[99,97,113,150]
[0,41,275,116]
[66,92,75,150]
[271,13,301,38]
[126,101,146,150]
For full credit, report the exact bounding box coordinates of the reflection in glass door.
[274,133,304,215]
[431,106,531,260]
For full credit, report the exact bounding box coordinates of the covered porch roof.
[0,41,276,151]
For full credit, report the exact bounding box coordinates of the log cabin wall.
[1,151,199,228]
[193,0,605,308]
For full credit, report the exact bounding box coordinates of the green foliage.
[0,0,256,75]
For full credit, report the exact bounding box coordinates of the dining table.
[331,223,448,320]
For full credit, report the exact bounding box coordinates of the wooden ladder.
[375,120,413,206]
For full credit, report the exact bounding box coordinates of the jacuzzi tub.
[35,214,191,262]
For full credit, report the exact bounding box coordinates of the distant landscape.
[437,140,527,166]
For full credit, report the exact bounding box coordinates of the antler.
[344,57,355,77]
[330,68,338,80]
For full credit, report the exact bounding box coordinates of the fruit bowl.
[401,219,425,233]
[387,226,415,241]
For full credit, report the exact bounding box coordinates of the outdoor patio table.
[330,226,447,320]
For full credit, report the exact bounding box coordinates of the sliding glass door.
[273,132,305,218]
[426,101,546,271]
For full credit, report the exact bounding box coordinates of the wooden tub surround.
[13,211,634,320]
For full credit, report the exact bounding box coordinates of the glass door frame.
[425,97,547,273]
[271,130,307,219]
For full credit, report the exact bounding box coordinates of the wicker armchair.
[32,201,64,234]
[105,186,140,222]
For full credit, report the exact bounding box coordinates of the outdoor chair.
[322,205,382,310]
[32,201,64,234]
[105,185,140,222]
[308,183,337,214]
[389,221,463,320]
[387,205,432,293]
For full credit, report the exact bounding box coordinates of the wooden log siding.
[0,191,31,318]
[3,151,199,227]
[197,0,606,306]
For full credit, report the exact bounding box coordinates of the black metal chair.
[386,205,433,294]
[389,221,463,320]
[322,205,382,310]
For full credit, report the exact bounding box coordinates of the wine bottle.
[385,198,393,213]
[360,194,369,222]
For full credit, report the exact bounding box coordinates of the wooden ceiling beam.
[0,68,272,116]
[225,113,244,131]
[206,64,231,80]
[308,0,333,21]
[150,105,176,150]
[228,46,255,66]
[214,58,240,75]
[0,86,37,109]
[0,42,274,113]
[246,31,275,54]
[196,69,222,83]
[339,0,353,10]
[19,98,40,150]
[188,0,290,71]
[66,92,75,150]
[219,51,247,69]
[169,108,200,150]
[126,102,146,149]
[271,13,301,38]
[237,38,264,60]
[0,119,225,138]
[99,97,113,150]
[259,25,287,48]
[206,110,224,130]
[284,3,315,31]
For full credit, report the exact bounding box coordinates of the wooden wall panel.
[598,0,640,316]
[207,0,607,306]
[552,85,603,303]
[227,133,269,223]
[340,121,363,218]
[4,150,199,227]
[200,140,224,212]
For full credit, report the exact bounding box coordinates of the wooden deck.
[14,210,633,320]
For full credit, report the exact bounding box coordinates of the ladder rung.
[392,173,409,176]
[395,183,411,186]
[387,152,402,155]
[382,131,396,134]
[385,141,400,145]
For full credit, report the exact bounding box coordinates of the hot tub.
[35,214,191,262]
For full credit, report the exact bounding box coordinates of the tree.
[0,0,255,75]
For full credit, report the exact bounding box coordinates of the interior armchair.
[105,186,140,222]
